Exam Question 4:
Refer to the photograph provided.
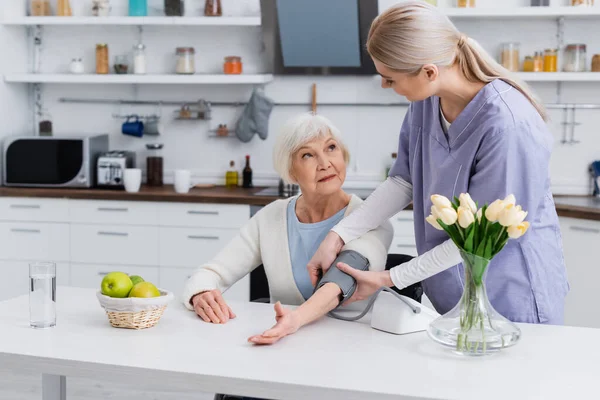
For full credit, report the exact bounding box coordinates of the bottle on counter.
[225,160,238,188]
[146,143,164,187]
[242,155,253,188]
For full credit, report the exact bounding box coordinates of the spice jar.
[69,58,84,74]
[571,0,594,5]
[533,51,544,72]
[175,47,195,74]
[523,56,534,72]
[543,48,557,72]
[592,54,600,72]
[563,44,587,72]
[223,56,242,74]
[133,43,147,74]
[164,0,184,16]
[114,54,129,74]
[500,43,520,72]
[456,0,476,7]
[146,143,164,187]
[30,0,52,16]
[205,0,222,16]
[96,44,109,74]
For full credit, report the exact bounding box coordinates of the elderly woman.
[182,112,393,344]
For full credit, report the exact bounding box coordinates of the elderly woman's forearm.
[332,176,412,244]
[293,283,342,327]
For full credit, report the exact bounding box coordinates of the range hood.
[260,0,378,75]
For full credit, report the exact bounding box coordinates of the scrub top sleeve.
[467,126,550,217]
[388,105,413,184]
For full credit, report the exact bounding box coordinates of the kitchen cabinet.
[0,261,69,302]
[559,217,600,328]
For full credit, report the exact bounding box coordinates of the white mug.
[174,169,193,194]
[124,168,142,193]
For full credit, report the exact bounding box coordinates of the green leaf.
[484,235,493,259]
[475,237,486,258]
[438,219,463,249]
[464,223,475,253]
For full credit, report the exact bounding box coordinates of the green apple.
[101,272,133,298]
[128,282,161,298]
[129,275,145,286]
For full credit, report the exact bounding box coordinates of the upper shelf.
[441,6,600,19]
[3,74,274,84]
[516,72,600,82]
[1,16,262,26]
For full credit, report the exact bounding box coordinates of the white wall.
[2,0,600,192]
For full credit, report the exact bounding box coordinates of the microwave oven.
[2,134,109,188]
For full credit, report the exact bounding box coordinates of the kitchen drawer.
[0,197,69,222]
[160,266,250,303]
[159,227,238,267]
[70,263,159,290]
[69,199,159,226]
[158,203,249,229]
[389,236,417,257]
[0,222,69,262]
[70,224,158,266]
[0,261,69,302]
[390,210,414,237]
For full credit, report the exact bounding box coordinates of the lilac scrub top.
[389,79,569,324]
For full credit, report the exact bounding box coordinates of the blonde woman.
[308,1,568,325]
[182,112,393,344]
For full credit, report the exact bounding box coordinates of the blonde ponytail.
[367,1,548,121]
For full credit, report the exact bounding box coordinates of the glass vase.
[427,250,521,356]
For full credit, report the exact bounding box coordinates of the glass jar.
[164,0,184,16]
[92,0,111,17]
[133,43,147,74]
[223,56,242,74]
[57,0,72,16]
[563,44,587,72]
[175,47,195,74]
[30,0,52,16]
[456,0,476,7]
[523,56,534,72]
[543,48,558,72]
[571,0,594,6]
[500,42,520,72]
[533,51,544,72]
[205,0,222,16]
[146,143,164,187]
[592,54,600,72]
[95,44,109,74]
[114,54,129,74]
[129,0,148,16]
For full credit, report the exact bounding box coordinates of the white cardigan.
[182,194,393,310]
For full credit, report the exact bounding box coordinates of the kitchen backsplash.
[0,0,599,192]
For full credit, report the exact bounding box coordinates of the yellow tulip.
[507,221,530,239]
[459,193,477,214]
[438,207,458,225]
[498,204,527,227]
[457,206,475,228]
[485,199,505,222]
[431,194,452,210]
[426,214,443,230]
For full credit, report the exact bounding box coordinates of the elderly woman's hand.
[191,289,236,324]
[248,302,300,345]
[307,231,345,286]
[335,262,394,305]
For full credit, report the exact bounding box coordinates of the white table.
[1,287,599,400]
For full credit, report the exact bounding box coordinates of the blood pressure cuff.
[313,250,370,306]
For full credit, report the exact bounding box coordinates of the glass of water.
[29,262,56,329]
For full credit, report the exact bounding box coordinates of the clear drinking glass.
[29,262,56,329]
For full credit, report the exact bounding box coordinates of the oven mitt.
[235,96,256,143]
[235,89,274,143]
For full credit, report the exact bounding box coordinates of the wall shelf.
[442,6,600,19]
[515,72,600,82]
[3,74,274,85]
[1,16,262,26]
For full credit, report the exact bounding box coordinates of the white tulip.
[457,206,475,228]
[499,204,527,227]
[485,199,505,222]
[459,193,477,214]
[431,205,441,219]
[431,194,452,210]
[438,207,458,225]
[504,194,516,206]
[507,221,530,239]
[426,214,443,230]
[476,208,483,221]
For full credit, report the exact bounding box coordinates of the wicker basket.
[96,289,174,330]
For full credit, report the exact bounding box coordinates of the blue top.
[287,196,347,300]
[389,79,569,324]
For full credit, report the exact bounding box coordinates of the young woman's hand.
[335,262,394,305]
[248,302,300,345]
[307,231,345,286]
[191,289,236,324]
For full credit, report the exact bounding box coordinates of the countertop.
[1,287,599,400]
[0,185,598,221]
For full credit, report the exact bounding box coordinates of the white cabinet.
[388,210,417,256]
[159,203,249,228]
[158,227,237,267]
[0,261,69,302]
[559,217,600,328]
[0,222,69,262]
[69,200,159,226]
[0,197,69,222]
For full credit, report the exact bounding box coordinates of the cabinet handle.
[570,226,600,234]
[98,271,127,276]
[395,244,415,248]
[396,217,413,222]
[97,207,128,212]
[10,228,41,234]
[187,235,219,240]
[10,204,40,209]
[97,231,129,237]
[187,210,219,216]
